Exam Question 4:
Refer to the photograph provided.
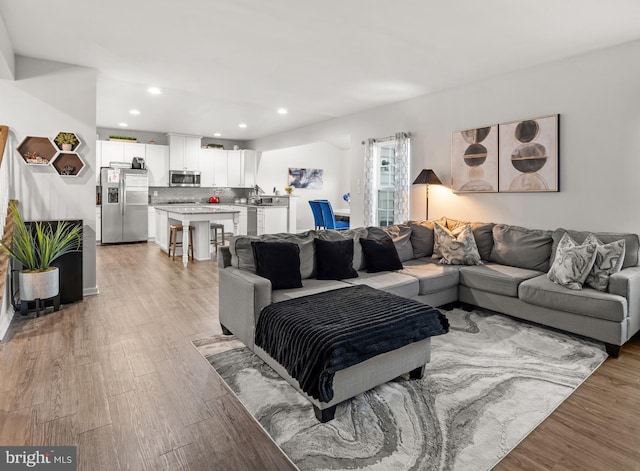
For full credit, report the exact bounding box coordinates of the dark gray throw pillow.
[360,237,403,273]
[314,238,358,280]
[251,241,302,290]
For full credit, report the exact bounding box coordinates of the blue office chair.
[318,200,349,230]
[309,200,326,230]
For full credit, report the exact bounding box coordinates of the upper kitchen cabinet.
[146,144,170,187]
[212,149,228,187]
[198,148,216,187]
[101,140,145,165]
[227,149,257,187]
[123,142,146,162]
[168,133,201,170]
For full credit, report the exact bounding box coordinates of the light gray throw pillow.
[547,232,597,290]
[584,233,625,292]
[368,224,414,262]
[434,223,482,266]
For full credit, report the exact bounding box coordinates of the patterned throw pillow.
[547,232,597,290]
[433,223,466,259]
[433,223,482,265]
[583,233,625,291]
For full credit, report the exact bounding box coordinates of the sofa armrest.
[219,266,272,351]
[609,266,640,340]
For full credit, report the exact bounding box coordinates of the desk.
[155,206,239,267]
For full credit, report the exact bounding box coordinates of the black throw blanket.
[254,285,449,403]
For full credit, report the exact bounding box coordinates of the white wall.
[0,56,97,296]
[250,39,640,235]
[257,142,350,231]
[0,13,14,80]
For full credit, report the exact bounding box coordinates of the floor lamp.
[412,169,442,220]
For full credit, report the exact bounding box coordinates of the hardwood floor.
[1,242,640,470]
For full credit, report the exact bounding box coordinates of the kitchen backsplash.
[149,187,253,204]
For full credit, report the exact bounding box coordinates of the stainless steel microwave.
[169,170,201,187]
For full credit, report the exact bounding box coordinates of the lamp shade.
[412,169,442,185]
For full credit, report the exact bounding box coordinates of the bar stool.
[210,223,225,255]
[168,224,194,261]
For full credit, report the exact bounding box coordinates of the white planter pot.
[19,267,59,301]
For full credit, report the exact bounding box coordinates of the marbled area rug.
[192,308,607,471]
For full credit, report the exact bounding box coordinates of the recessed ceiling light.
[129,109,140,115]
[238,123,247,129]
[118,122,128,127]
[147,87,162,95]
[213,132,222,137]
[277,108,288,115]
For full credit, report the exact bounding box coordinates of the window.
[363,133,410,227]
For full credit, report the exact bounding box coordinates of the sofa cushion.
[252,241,303,290]
[445,219,495,261]
[230,230,317,278]
[547,232,598,290]
[459,263,544,297]
[344,271,419,298]
[584,234,625,292]
[490,224,553,271]
[434,223,482,266]
[271,279,352,303]
[519,275,627,322]
[360,237,404,273]
[368,224,414,262]
[314,238,358,280]
[400,260,460,295]
[408,217,446,258]
[550,228,639,269]
[317,227,368,271]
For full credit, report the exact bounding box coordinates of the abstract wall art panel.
[451,124,498,193]
[499,114,559,192]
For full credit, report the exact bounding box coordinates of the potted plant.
[0,203,82,302]
[54,132,79,151]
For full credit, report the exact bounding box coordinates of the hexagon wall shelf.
[17,136,57,165]
[53,131,82,152]
[51,152,86,177]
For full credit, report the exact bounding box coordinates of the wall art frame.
[498,114,559,192]
[287,167,324,189]
[451,124,498,193]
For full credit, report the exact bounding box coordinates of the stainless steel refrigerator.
[101,167,148,243]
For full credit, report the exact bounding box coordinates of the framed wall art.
[288,167,324,189]
[451,125,498,193]
[499,114,559,192]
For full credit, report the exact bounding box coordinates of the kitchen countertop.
[154,205,240,215]
[152,202,287,209]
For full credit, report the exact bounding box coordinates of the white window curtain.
[363,138,377,227]
[393,132,410,224]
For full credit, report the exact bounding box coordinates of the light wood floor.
[1,242,639,470]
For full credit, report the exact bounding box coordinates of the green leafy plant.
[0,203,82,272]
[109,135,137,141]
[54,132,78,146]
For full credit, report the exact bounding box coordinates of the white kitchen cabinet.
[148,207,156,240]
[155,209,169,251]
[95,141,103,184]
[168,133,201,170]
[199,148,216,187]
[258,207,288,235]
[146,144,169,187]
[243,150,257,188]
[96,207,102,242]
[212,149,228,187]
[227,150,243,187]
[123,142,146,162]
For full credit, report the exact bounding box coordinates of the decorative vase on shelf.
[61,143,72,151]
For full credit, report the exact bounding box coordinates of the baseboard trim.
[83,286,99,296]
[0,304,15,342]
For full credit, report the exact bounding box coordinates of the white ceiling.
[1,0,639,141]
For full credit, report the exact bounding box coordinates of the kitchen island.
[154,205,240,267]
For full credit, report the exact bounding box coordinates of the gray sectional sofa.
[219,217,640,359]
